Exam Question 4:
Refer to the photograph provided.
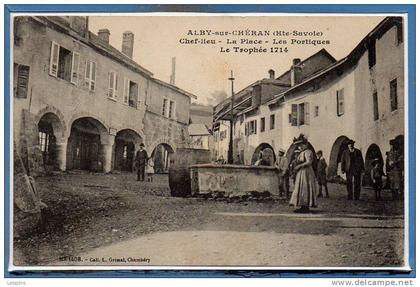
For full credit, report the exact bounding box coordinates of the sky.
[89,15,385,106]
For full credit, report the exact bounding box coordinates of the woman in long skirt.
[289,141,318,213]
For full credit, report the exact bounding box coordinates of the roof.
[188,124,211,136]
[37,16,198,99]
[267,16,401,105]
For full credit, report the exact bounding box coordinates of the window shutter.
[114,74,118,98]
[123,78,129,104]
[291,104,298,126]
[245,122,248,136]
[85,61,91,87]
[108,72,114,98]
[70,51,80,84]
[90,62,96,91]
[49,41,60,77]
[337,89,344,115]
[16,65,30,98]
[137,85,141,107]
[304,102,310,125]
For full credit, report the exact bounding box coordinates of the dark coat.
[134,149,148,168]
[316,157,327,184]
[341,148,364,174]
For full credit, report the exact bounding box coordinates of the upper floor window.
[390,79,398,111]
[245,120,257,136]
[396,22,403,45]
[336,88,345,116]
[123,78,139,108]
[162,98,168,116]
[220,130,227,140]
[168,100,175,119]
[49,41,80,84]
[290,102,310,126]
[270,114,275,130]
[85,60,96,91]
[372,91,379,121]
[14,63,30,99]
[260,117,266,132]
[314,105,319,117]
[367,39,376,69]
[108,71,118,99]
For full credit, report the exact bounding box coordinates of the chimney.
[170,57,176,85]
[268,69,275,79]
[291,58,302,86]
[122,31,134,58]
[98,29,110,44]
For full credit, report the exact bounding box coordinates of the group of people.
[274,134,402,214]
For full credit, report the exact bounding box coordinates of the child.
[146,158,154,182]
[316,150,329,198]
[371,158,384,201]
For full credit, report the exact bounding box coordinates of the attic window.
[368,39,376,69]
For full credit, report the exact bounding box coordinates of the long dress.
[289,149,318,208]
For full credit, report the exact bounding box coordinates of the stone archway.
[327,136,350,178]
[363,144,384,186]
[251,143,276,166]
[151,143,175,174]
[114,129,143,172]
[67,117,109,172]
[37,112,67,171]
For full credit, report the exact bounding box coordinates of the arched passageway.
[327,136,350,178]
[151,143,174,174]
[114,129,142,172]
[37,112,65,171]
[363,144,384,186]
[251,143,276,166]
[67,117,107,172]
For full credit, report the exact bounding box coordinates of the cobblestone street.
[14,172,404,267]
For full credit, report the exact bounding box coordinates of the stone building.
[213,17,404,181]
[13,16,196,174]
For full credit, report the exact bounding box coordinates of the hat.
[293,134,307,145]
[140,143,145,147]
[346,139,355,145]
[278,148,285,154]
[371,158,381,165]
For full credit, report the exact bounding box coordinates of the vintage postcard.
[8,7,412,275]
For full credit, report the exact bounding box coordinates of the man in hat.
[275,148,290,198]
[134,143,149,181]
[370,158,384,201]
[340,139,365,200]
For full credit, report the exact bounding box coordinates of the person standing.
[276,148,290,198]
[316,150,329,198]
[370,158,384,201]
[289,135,318,213]
[340,139,365,200]
[134,143,148,182]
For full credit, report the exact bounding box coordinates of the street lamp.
[228,70,235,164]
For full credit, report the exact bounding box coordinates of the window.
[336,89,344,116]
[390,79,398,111]
[373,91,379,121]
[270,114,275,130]
[245,120,257,136]
[169,100,175,119]
[162,98,168,116]
[85,60,96,91]
[260,117,265,132]
[123,79,139,108]
[291,102,310,126]
[396,22,403,45]
[220,130,227,140]
[314,106,319,117]
[49,41,80,84]
[367,39,376,69]
[108,71,118,99]
[14,64,30,98]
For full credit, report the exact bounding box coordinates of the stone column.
[102,134,115,173]
[55,140,67,171]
